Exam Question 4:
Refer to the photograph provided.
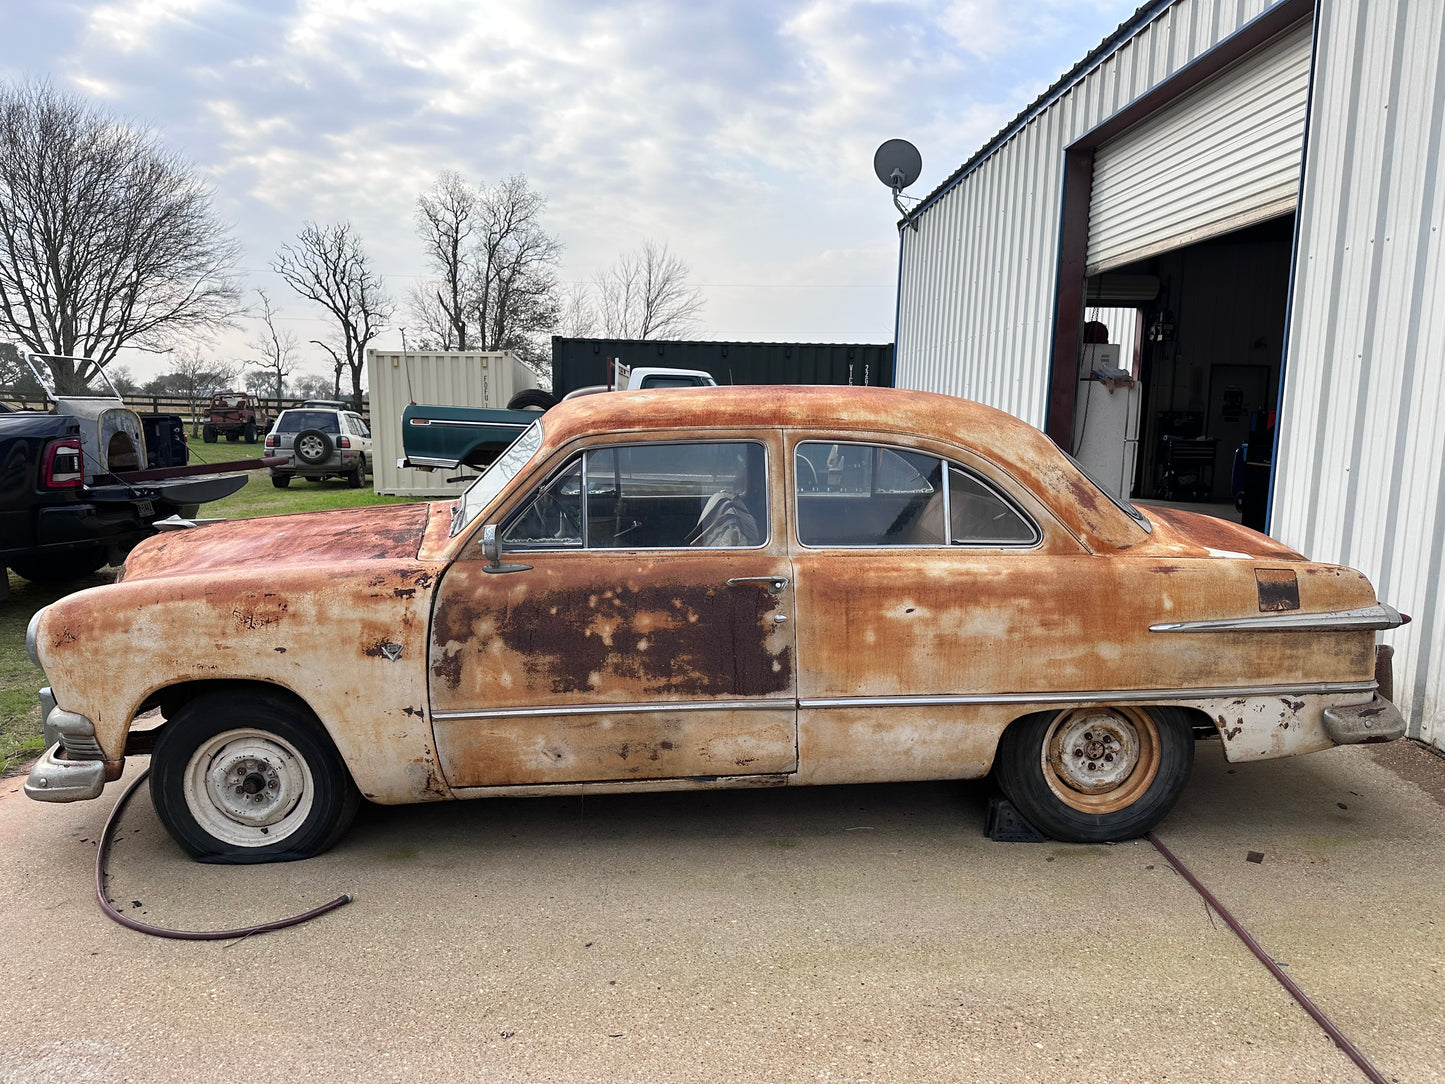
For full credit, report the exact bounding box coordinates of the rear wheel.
[202,426,217,443]
[347,456,365,488]
[244,420,257,443]
[150,690,360,863]
[993,706,1193,843]
[271,473,291,488]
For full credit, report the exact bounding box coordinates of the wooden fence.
[0,390,370,425]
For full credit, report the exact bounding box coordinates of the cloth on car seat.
[686,490,761,547]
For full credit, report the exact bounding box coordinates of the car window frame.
[497,438,772,553]
[792,439,1041,550]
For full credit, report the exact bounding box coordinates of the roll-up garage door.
[1086,20,1311,276]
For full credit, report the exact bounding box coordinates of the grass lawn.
[1,438,430,775]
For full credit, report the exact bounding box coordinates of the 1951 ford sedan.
[25,387,1407,862]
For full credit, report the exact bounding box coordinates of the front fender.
[32,560,449,803]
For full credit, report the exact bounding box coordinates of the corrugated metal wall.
[897,0,1283,427]
[367,350,537,498]
[1274,0,1445,749]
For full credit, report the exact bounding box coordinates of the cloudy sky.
[3,0,1137,384]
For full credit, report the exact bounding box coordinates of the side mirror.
[482,524,532,575]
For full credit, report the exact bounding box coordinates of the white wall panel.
[897,0,1280,428]
[1275,0,1445,749]
[1088,21,1310,274]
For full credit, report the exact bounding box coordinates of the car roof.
[537,385,1147,551]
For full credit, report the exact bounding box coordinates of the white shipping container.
[366,350,539,498]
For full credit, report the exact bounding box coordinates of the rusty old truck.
[25,386,1406,862]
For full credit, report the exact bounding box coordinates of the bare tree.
[0,80,241,393]
[247,289,297,401]
[593,240,704,339]
[273,222,392,410]
[413,171,478,350]
[556,282,598,338]
[410,172,562,374]
[291,370,336,401]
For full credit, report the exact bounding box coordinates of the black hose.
[96,767,353,941]
[1148,832,1389,1084]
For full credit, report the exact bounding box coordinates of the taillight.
[42,439,84,488]
[338,436,351,449]
[265,434,276,448]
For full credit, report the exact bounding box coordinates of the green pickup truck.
[398,365,717,472]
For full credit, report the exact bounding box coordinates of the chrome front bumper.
[24,691,111,803]
[25,742,107,802]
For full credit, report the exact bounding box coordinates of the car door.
[787,436,1086,785]
[428,432,797,788]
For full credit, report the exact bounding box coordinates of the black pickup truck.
[1,354,267,597]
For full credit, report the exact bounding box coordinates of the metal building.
[894,0,1445,750]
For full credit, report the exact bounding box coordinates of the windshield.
[451,420,545,537]
[1064,452,1152,533]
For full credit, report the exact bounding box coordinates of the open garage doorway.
[1080,213,1294,531]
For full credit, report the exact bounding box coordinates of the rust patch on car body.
[1256,568,1301,611]
[123,503,433,579]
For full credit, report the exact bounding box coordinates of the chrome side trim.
[1150,604,1404,633]
[800,681,1375,709]
[432,699,789,721]
[418,419,529,432]
[431,681,1376,721]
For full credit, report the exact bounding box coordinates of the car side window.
[795,442,1036,547]
[502,442,767,550]
[946,466,1038,544]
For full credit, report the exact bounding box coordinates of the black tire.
[202,426,217,443]
[244,420,257,443]
[293,428,334,465]
[993,706,1193,843]
[347,456,365,488]
[271,473,291,488]
[149,690,361,863]
[507,388,558,411]
[9,547,109,583]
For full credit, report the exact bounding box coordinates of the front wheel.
[150,691,361,863]
[993,706,1193,843]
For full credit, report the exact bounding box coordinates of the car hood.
[120,503,434,580]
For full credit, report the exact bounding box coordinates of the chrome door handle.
[726,576,789,595]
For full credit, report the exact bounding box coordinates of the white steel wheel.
[182,729,315,848]
[150,690,361,863]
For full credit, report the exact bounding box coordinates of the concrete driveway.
[1,738,1441,1084]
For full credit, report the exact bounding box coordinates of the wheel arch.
[134,679,352,779]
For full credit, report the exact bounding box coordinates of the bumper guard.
[1322,695,1406,745]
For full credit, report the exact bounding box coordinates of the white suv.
[265,407,373,488]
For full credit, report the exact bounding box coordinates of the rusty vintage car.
[25,387,1407,862]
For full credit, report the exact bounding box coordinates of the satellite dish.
[874,139,922,191]
[874,139,923,231]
